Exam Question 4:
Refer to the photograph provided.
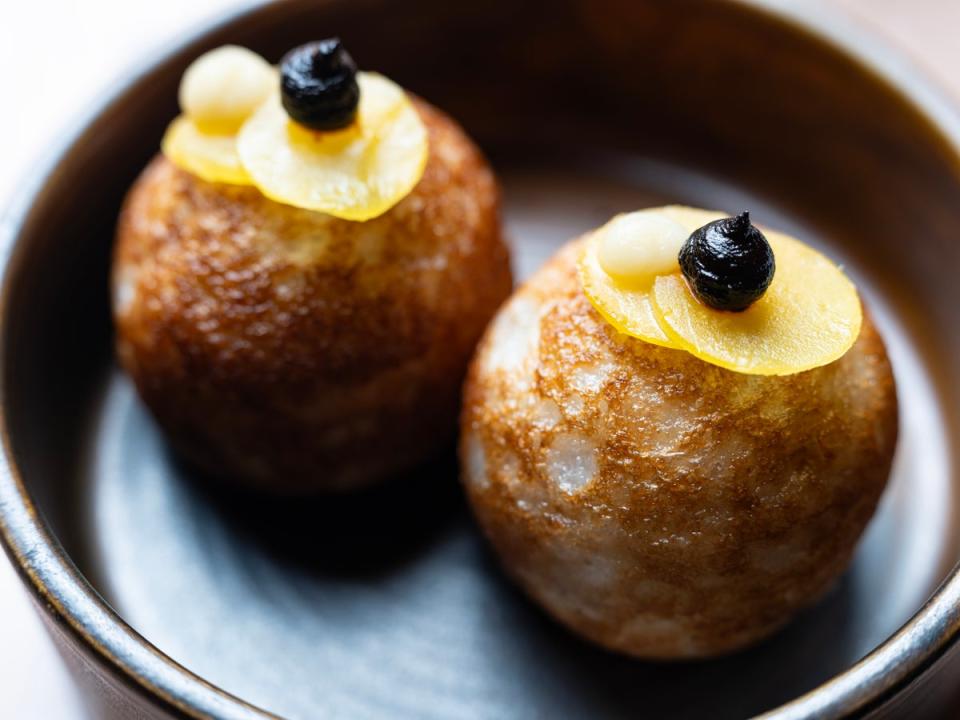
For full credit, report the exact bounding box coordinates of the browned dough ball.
[460,240,897,658]
[113,99,511,494]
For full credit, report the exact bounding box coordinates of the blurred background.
[0,0,959,717]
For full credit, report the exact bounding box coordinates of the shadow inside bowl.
[171,448,465,579]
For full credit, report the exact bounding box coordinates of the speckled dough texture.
[461,240,897,658]
[114,99,511,493]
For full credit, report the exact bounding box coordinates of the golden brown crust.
[460,239,897,658]
[113,99,512,492]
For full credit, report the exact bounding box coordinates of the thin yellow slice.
[578,230,677,347]
[237,72,428,221]
[161,116,252,185]
[651,229,862,375]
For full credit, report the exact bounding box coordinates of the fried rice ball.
[113,99,511,493]
[460,240,897,658]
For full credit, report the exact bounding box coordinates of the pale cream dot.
[532,398,562,429]
[564,394,585,417]
[179,46,274,133]
[568,359,615,394]
[498,451,520,485]
[482,296,541,377]
[597,210,687,282]
[113,267,138,317]
[545,433,598,494]
[463,432,489,490]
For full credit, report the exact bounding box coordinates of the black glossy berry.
[678,212,775,312]
[280,38,359,131]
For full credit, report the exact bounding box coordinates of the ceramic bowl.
[2,1,960,717]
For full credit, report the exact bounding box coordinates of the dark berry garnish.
[678,212,775,312]
[280,38,359,131]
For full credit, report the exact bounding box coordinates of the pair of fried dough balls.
[114,98,897,658]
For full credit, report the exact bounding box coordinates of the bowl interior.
[3,1,960,718]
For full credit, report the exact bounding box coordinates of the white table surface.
[1,1,958,718]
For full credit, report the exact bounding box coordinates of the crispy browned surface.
[113,99,511,493]
[460,240,898,658]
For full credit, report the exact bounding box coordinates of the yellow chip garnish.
[578,229,677,347]
[161,116,251,185]
[237,72,428,221]
[650,208,862,375]
[578,205,863,375]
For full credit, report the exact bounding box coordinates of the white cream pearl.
[597,211,687,282]
[179,46,274,133]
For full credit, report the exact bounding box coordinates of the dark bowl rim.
[1,1,959,718]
